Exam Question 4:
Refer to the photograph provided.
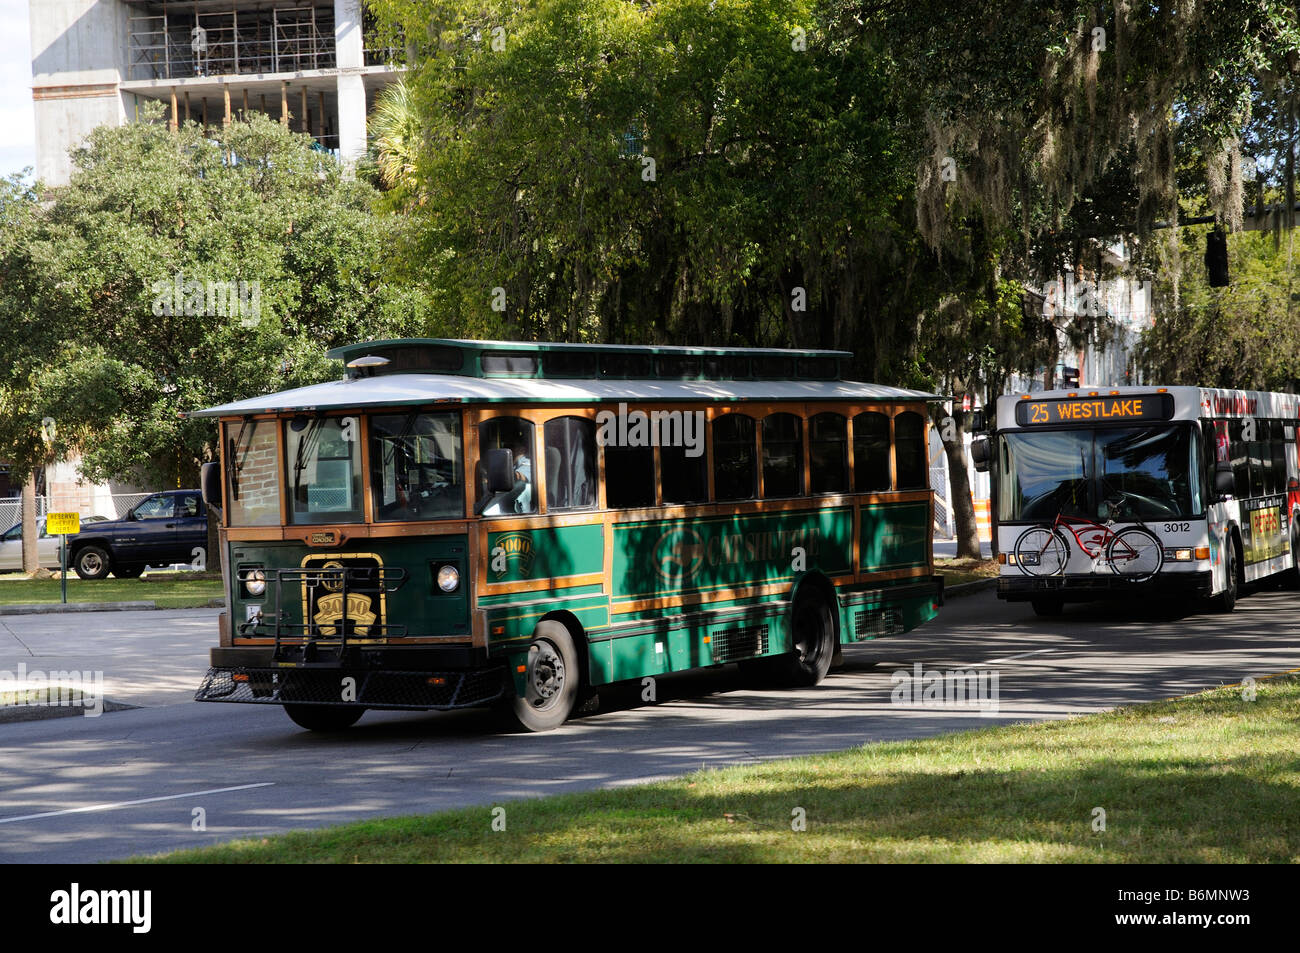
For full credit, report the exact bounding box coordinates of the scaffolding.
[127,3,338,80]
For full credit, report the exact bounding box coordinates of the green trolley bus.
[193,339,943,731]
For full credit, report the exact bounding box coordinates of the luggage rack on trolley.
[236,565,409,665]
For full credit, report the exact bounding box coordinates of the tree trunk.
[941,414,983,560]
[20,472,38,574]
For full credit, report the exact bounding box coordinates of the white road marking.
[0,782,274,825]
[986,648,1057,664]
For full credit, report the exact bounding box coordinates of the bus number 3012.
[1163,522,1190,533]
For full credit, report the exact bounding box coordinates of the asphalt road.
[1,587,1297,863]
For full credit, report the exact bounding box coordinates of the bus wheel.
[778,589,836,687]
[1215,538,1238,613]
[284,704,365,732]
[1030,596,1063,617]
[501,622,579,732]
[1288,521,1300,590]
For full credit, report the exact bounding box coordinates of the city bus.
[972,385,1300,615]
[192,339,944,731]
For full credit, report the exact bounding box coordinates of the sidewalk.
[933,539,993,559]
[0,607,221,711]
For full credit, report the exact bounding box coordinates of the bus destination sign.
[1015,393,1175,427]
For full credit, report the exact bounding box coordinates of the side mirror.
[971,436,991,473]
[1214,465,1234,499]
[968,409,986,433]
[201,462,223,511]
[486,448,516,493]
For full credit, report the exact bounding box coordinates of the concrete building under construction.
[29,0,402,185]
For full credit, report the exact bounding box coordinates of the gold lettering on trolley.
[313,592,377,636]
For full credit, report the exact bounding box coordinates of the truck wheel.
[73,546,111,580]
[284,705,364,731]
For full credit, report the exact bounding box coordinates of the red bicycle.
[1014,507,1163,582]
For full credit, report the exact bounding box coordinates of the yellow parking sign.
[47,512,80,535]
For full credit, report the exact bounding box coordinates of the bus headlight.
[244,569,266,597]
[437,565,460,592]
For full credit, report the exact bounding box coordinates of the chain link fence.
[0,493,155,530]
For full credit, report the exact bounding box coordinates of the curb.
[0,601,156,616]
[944,579,998,599]
[0,699,139,723]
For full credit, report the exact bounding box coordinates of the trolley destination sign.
[1015,393,1175,426]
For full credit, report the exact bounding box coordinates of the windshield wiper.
[228,418,252,501]
[292,418,325,501]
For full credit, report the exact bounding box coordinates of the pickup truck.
[69,490,208,579]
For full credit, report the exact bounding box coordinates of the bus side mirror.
[486,449,516,493]
[201,462,223,511]
[1214,465,1234,499]
[971,437,990,473]
[968,410,986,433]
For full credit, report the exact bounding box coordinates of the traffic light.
[1205,228,1230,287]
[1062,366,1080,388]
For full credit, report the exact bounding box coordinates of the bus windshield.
[999,424,1200,522]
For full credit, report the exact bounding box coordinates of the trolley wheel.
[1030,596,1064,617]
[72,545,111,580]
[774,588,836,687]
[1013,526,1069,576]
[498,621,580,732]
[1215,536,1238,613]
[1106,526,1163,582]
[283,704,365,732]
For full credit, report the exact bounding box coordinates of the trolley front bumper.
[998,570,1213,602]
[195,646,508,711]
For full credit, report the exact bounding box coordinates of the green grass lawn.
[936,556,999,587]
[131,676,1300,864]
[0,572,223,609]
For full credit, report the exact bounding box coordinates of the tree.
[1139,226,1300,387]
[1,106,418,495]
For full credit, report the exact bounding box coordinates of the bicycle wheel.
[1014,526,1069,576]
[1106,526,1163,582]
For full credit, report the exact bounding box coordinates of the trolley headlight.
[244,569,267,597]
[436,565,460,592]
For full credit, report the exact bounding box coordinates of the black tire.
[1030,596,1064,617]
[1288,518,1300,590]
[112,565,145,579]
[498,621,580,732]
[1014,526,1069,576]
[774,587,837,687]
[73,545,111,580]
[1215,535,1238,613]
[283,704,365,731]
[1106,526,1163,582]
